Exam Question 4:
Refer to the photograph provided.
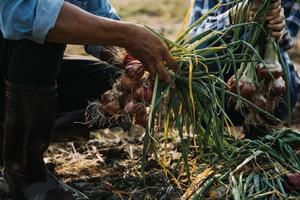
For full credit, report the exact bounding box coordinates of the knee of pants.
[7,40,66,87]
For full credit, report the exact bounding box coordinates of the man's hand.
[266,0,286,40]
[122,24,177,83]
[250,0,285,40]
[231,0,286,40]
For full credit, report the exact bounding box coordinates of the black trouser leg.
[0,35,88,199]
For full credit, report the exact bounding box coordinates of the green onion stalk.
[140,1,280,183]
[185,129,300,200]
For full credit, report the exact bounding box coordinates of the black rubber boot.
[3,81,89,200]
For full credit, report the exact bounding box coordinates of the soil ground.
[1,1,300,199]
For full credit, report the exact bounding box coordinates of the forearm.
[47,2,131,47]
[47,1,176,83]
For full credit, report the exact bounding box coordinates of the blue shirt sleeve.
[66,0,120,20]
[280,1,300,50]
[190,0,231,37]
[0,0,64,43]
[0,0,120,44]
[65,0,121,59]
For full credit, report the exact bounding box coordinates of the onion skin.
[124,100,135,113]
[135,83,153,103]
[257,63,283,80]
[268,77,286,97]
[125,61,145,80]
[119,74,140,92]
[226,75,256,97]
[115,80,122,91]
[128,103,148,127]
[259,37,283,79]
[135,113,148,127]
[227,75,236,92]
[123,54,136,66]
[239,81,257,98]
[252,95,267,109]
[101,91,115,105]
[103,100,121,115]
[287,173,300,191]
[131,103,147,116]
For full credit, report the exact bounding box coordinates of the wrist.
[115,22,139,48]
[93,18,135,47]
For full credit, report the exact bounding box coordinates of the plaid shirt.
[190,0,300,114]
[190,0,300,50]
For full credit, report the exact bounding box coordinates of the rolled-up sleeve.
[0,0,64,43]
[33,0,64,43]
[67,0,120,20]
[66,0,121,59]
[280,1,300,50]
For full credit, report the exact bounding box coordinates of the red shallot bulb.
[257,63,283,80]
[103,100,121,115]
[119,74,137,92]
[124,100,135,113]
[135,113,148,127]
[131,103,147,116]
[268,77,286,97]
[125,61,145,80]
[239,80,257,98]
[287,173,300,190]
[135,83,153,103]
[101,90,115,105]
[123,54,136,66]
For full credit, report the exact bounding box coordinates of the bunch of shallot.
[100,56,153,128]
[227,36,286,134]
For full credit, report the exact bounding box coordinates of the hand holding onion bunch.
[227,0,287,135]
[249,0,286,40]
[231,0,286,40]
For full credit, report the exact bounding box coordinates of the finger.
[272,29,285,40]
[266,7,281,18]
[155,60,171,83]
[267,4,281,15]
[268,15,285,24]
[265,10,282,21]
[267,8,284,20]
[163,50,179,73]
[268,21,286,31]
[271,0,281,9]
[160,42,179,72]
[143,63,157,77]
